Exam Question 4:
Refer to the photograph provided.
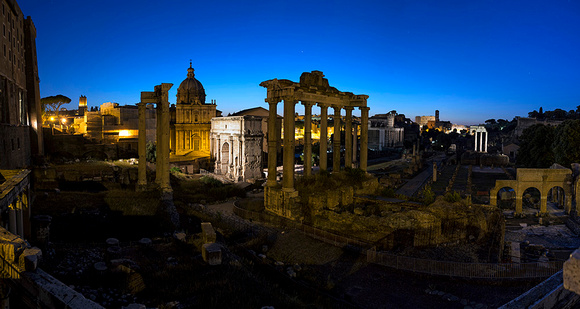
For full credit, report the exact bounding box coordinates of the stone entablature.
[490,167,573,215]
[260,71,369,219]
[210,116,263,182]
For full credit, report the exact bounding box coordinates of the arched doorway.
[497,187,516,210]
[192,133,201,151]
[522,187,541,211]
[548,186,565,209]
[221,142,229,173]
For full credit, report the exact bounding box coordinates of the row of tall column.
[7,193,28,238]
[266,98,369,192]
[474,131,488,153]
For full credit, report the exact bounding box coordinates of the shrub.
[422,186,435,205]
[444,191,462,203]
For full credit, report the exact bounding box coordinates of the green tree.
[146,141,156,163]
[553,120,580,166]
[41,95,71,122]
[517,124,555,167]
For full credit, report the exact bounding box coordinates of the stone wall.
[0,124,31,169]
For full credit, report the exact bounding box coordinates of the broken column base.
[202,243,222,265]
[264,186,300,220]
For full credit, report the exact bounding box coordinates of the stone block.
[202,243,222,265]
[564,249,580,294]
[201,222,216,244]
[18,247,42,271]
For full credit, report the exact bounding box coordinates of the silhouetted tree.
[517,124,554,167]
[553,120,580,166]
[41,94,71,122]
[485,119,496,125]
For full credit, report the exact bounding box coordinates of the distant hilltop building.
[170,62,219,157]
[415,110,452,132]
[514,116,563,137]
[415,115,435,127]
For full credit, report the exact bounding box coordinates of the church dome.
[176,63,206,105]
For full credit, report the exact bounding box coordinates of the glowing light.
[50,116,55,122]
[61,118,67,124]
[119,130,131,137]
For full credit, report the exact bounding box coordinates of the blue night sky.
[19,0,580,125]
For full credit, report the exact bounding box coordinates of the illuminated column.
[360,107,369,172]
[267,100,279,186]
[9,203,16,235]
[16,196,23,237]
[303,101,314,177]
[541,194,548,215]
[516,194,523,215]
[156,83,173,191]
[283,97,297,191]
[137,102,147,191]
[333,106,341,172]
[156,102,163,185]
[230,136,234,176]
[319,104,329,171]
[344,106,353,168]
[484,131,488,153]
[352,123,358,166]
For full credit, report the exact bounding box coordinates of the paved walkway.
[395,153,446,197]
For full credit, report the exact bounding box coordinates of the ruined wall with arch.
[490,168,573,215]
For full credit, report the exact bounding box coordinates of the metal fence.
[367,248,563,279]
[226,203,564,279]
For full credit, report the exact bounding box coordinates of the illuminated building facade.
[0,0,40,242]
[171,63,217,157]
[0,0,42,169]
[79,101,156,155]
[368,111,404,150]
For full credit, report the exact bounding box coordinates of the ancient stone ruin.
[260,71,369,219]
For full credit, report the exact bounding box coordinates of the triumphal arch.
[490,167,573,215]
[260,71,369,219]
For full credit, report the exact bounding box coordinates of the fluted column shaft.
[319,104,329,171]
[360,107,369,171]
[283,98,297,191]
[137,102,147,190]
[160,99,171,190]
[303,101,314,177]
[333,106,342,172]
[267,100,279,186]
[344,106,353,168]
[155,103,163,185]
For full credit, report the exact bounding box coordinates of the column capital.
[266,98,280,105]
[301,101,315,108]
[343,106,354,111]
[137,102,147,107]
[283,97,298,103]
[333,106,342,112]
[317,103,330,109]
[359,106,370,111]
